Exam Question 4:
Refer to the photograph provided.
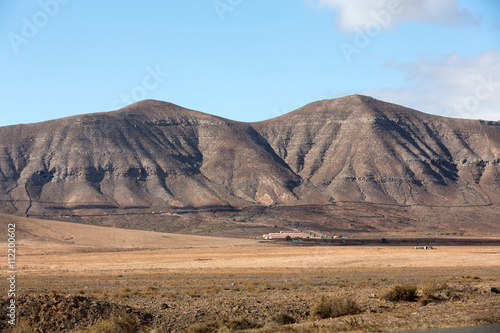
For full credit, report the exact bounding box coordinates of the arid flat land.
[1,214,499,332]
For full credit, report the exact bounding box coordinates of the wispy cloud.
[361,50,500,120]
[308,0,481,32]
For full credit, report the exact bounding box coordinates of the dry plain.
[1,213,499,332]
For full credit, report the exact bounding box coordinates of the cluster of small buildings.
[262,231,320,240]
[414,246,434,250]
[260,231,348,240]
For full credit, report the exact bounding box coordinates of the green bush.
[311,295,361,319]
[383,283,418,302]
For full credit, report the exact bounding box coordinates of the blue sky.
[1,0,499,126]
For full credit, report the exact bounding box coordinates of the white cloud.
[308,0,480,32]
[361,50,500,120]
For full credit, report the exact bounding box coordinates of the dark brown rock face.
[0,95,499,217]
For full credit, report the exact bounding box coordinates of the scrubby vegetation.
[79,316,139,333]
[382,283,418,302]
[10,323,33,333]
[4,270,497,332]
[186,316,262,332]
[310,295,361,319]
[187,321,221,333]
[265,312,297,327]
[225,316,262,331]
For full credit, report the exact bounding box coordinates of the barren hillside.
[255,95,500,206]
[0,213,249,254]
[0,95,499,234]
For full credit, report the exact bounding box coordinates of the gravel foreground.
[1,267,499,332]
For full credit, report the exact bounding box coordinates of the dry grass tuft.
[187,316,262,332]
[421,278,450,299]
[260,283,275,291]
[202,287,221,294]
[382,283,418,302]
[161,291,178,298]
[224,316,262,331]
[279,283,298,290]
[186,321,221,333]
[310,295,361,319]
[79,316,138,333]
[10,323,34,333]
[146,286,158,293]
[265,311,297,327]
[186,288,202,298]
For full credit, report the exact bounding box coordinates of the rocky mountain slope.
[0,95,499,221]
[254,95,500,207]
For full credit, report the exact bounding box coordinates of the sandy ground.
[1,214,499,332]
[10,244,500,274]
[1,213,498,274]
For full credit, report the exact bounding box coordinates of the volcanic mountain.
[0,95,499,232]
[254,96,500,206]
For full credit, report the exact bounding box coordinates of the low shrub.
[187,321,221,333]
[265,311,297,326]
[161,291,178,298]
[260,283,274,291]
[419,296,433,306]
[421,278,450,299]
[146,286,158,293]
[203,287,221,294]
[11,323,34,333]
[188,316,262,332]
[79,316,139,333]
[311,295,361,319]
[280,283,298,290]
[383,283,418,302]
[224,316,262,331]
[185,288,201,298]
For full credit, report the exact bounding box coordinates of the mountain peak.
[115,99,223,122]
[120,99,174,109]
[259,94,413,124]
[342,94,374,102]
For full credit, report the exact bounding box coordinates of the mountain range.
[1,95,499,233]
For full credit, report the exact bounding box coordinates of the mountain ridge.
[0,95,499,234]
